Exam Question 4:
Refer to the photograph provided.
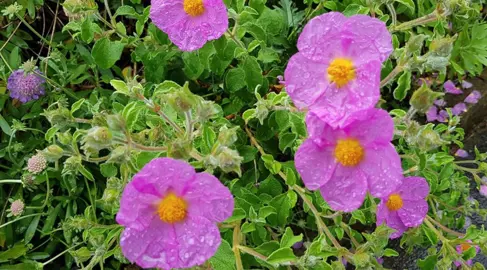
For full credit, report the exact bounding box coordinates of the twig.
[233,222,244,270]
[426,215,465,238]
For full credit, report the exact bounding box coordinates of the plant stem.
[233,222,244,270]
[380,65,404,88]
[390,10,440,33]
[42,243,82,266]
[74,118,93,124]
[0,179,22,184]
[15,14,53,46]
[45,0,60,74]
[426,215,465,238]
[0,213,43,229]
[237,245,269,261]
[138,96,184,135]
[340,222,360,248]
[184,110,193,139]
[0,52,12,72]
[226,30,246,49]
[386,3,397,26]
[0,22,21,53]
[128,141,168,152]
[33,71,79,100]
[103,0,115,26]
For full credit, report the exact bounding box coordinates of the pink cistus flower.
[444,80,463,95]
[376,177,429,239]
[426,106,437,122]
[116,158,234,269]
[465,90,481,104]
[455,240,480,267]
[284,12,392,127]
[295,109,402,212]
[150,0,228,51]
[7,69,45,103]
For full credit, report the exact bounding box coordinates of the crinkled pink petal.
[295,139,337,190]
[376,202,408,239]
[344,109,394,145]
[397,199,428,227]
[319,166,367,212]
[398,177,430,201]
[452,102,467,116]
[437,110,448,122]
[150,0,188,35]
[434,99,446,107]
[116,181,159,230]
[309,60,381,128]
[284,53,330,109]
[305,112,343,146]
[360,143,402,198]
[340,15,392,62]
[465,90,481,104]
[297,12,346,62]
[444,80,463,95]
[184,172,234,222]
[426,106,438,122]
[462,80,473,89]
[479,185,487,197]
[455,149,469,158]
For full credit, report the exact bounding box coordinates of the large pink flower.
[295,109,402,212]
[150,0,228,51]
[376,177,429,239]
[284,12,392,127]
[116,158,234,269]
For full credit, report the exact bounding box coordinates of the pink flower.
[465,90,481,104]
[376,177,429,239]
[150,0,228,51]
[295,109,402,212]
[426,106,437,122]
[284,12,392,127]
[480,185,487,197]
[10,199,24,217]
[452,102,467,116]
[116,158,234,269]
[437,110,449,122]
[27,153,47,174]
[462,80,473,89]
[434,99,446,107]
[455,149,469,158]
[444,80,463,95]
[455,240,480,267]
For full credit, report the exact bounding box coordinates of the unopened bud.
[43,107,73,126]
[410,84,444,113]
[81,127,113,155]
[107,114,126,132]
[218,126,239,147]
[166,82,199,114]
[196,100,220,122]
[430,36,456,57]
[57,130,73,145]
[216,147,243,175]
[168,139,192,159]
[43,145,64,161]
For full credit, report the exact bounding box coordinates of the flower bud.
[57,130,73,145]
[410,84,444,113]
[405,34,428,56]
[166,82,199,114]
[196,100,220,122]
[107,114,126,132]
[81,127,113,155]
[216,147,243,175]
[430,36,456,57]
[217,126,238,147]
[43,145,64,161]
[27,153,47,174]
[107,146,130,163]
[43,107,73,126]
[22,174,37,191]
[9,199,24,217]
[62,156,82,175]
[62,0,97,20]
[168,139,192,159]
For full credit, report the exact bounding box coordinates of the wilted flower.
[452,102,467,116]
[9,199,25,217]
[284,12,392,127]
[150,0,228,51]
[295,109,402,212]
[437,110,449,122]
[27,153,47,174]
[480,185,487,197]
[464,90,481,104]
[7,69,46,103]
[454,240,480,267]
[455,149,469,158]
[376,177,429,239]
[434,99,446,107]
[444,80,463,95]
[426,106,437,122]
[462,80,473,89]
[116,158,234,269]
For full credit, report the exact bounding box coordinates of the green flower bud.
[57,130,73,145]
[410,84,444,113]
[107,146,130,163]
[196,100,220,122]
[70,247,92,265]
[43,145,64,161]
[62,156,82,175]
[168,139,192,159]
[107,114,126,132]
[217,126,239,147]
[43,107,73,126]
[255,100,269,125]
[216,147,243,175]
[81,127,113,155]
[430,36,456,57]
[405,34,428,56]
[62,0,97,20]
[166,82,199,114]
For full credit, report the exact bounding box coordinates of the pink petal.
[116,182,159,230]
[444,80,463,95]
[455,149,469,158]
[398,177,430,201]
[376,201,408,239]
[452,102,467,116]
[479,185,487,197]
[305,112,343,146]
[284,52,330,109]
[359,143,402,198]
[398,199,428,227]
[295,139,337,190]
[344,109,394,145]
[434,99,446,107]
[319,166,367,212]
[426,106,438,122]
[184,172,234,223]
[464,90,481,104]
[150,0,188,35]
[462,80,473,89]
[437,110,448,122]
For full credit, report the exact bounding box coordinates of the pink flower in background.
[376,177,429,239]
[434,99,446,107]
[295,109,402,212]
[426,106,437,122]
[437,110,449,122]
[150,0,228,51]
[465,90,481,104]
[285,12,392,127]
[480,185,487,197]
[454,240,480,267]
[455,149,469,158]
[444,80,463,95]
[116,158,234,269]
[462,80,473,89]
[452,103,467,116]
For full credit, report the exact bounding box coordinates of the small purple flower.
[452,103,467,116]
[444,80,463,95]
[376,177,429,239]
[116,158,234,269]
[437,110,449,122]
[480,185,487,197]
[455,240,480,267]
[150,0,228,51]
[292,241,303,249]
[7,69,46,103]
[464,90,481,104]
[376,257,384,264]
[462,80,473,89]
[455,149,469,158]
[434,99,446,107]
[426,106,437,122]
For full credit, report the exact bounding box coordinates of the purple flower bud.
[444,80,463,95]
[434,99,446,107]
[464,90,481,104]
[452,103,467,116]
[292,241,303,249]
[7,69,46,103]
[376,257,384,264]
[462,80,473,89]
[480,185,487,197]
[455,149,469,158]
[10,199,24,216]
[277,75,285,84]
[426,106,438,122]
[437,110,449,122]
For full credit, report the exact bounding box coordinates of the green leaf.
[81,19,94,43]
[70,98,85,114]
[41,204,62,235]
[393,71,412,101]
[242,109,257,123]
[225,68,246,93]
[0,243,29,263]
[258,47,280,63]
[422,225,438,245]
[114,5,137,17]
[78,165,95,181]
[0,114,12,136]
[351,210,366,224]
[91,38,125,69]
[334,227,344,240]
[100,163,117,178]
[342,4,370,16]
[201,125,216,154]
[209,240,236,270]
[242,56,263,93]
[24,215,41,244]
[267,247,297,264]
[383,248,399,257]
[237,145,258,163]
[395,0,415,13]
[226,208,247,222]
[279,132,297,152]
[45,126,59,141]
[418,254,438,270]
[110,80,129,95]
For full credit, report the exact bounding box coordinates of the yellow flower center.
[157,193,187,223]
[386,194,403,211]
[334,139,364,166]
[460,243,472,252]
[183,0,205,16]
[327,58,355,88]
